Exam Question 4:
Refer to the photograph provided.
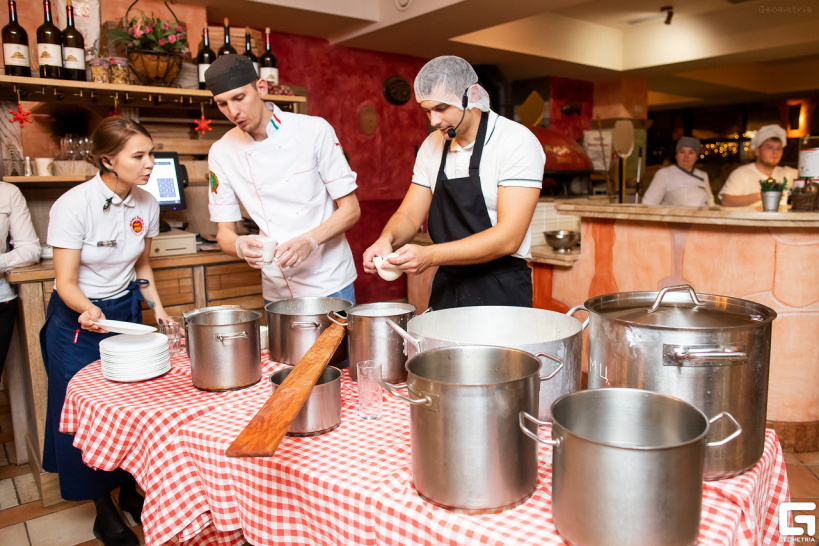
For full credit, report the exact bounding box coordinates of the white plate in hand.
[93,320,156,335]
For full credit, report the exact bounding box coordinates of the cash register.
[143,152,197,256]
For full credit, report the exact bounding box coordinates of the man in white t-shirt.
[205,55,360,303]
[363,56,545,310]
[719,125,798,208]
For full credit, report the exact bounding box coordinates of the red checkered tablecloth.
[62,355,791,546]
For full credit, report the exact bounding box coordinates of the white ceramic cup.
[34,157,54,176]
[356,360,383,420]
[257,236,277,265]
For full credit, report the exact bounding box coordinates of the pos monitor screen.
[142,151,187,211]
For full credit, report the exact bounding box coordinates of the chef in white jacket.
[642,137,713,207]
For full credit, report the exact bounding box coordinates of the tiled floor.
[0,386,817,546]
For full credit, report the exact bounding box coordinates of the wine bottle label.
[198,63,209,83]
[252,62,259,77]
[3,43,30,67]
[63,46,85,70]
[260,67,278,85]
[37,43,63,67]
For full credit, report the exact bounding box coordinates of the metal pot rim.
[550,388,710,451]
[265,296,352,316]
[406,345,542,387]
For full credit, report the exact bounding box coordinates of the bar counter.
[552,201,819,451]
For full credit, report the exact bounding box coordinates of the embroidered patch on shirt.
[130,216,144,235]
[209,171,219,194]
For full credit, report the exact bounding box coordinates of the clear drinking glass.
[161,316,183,357]
[357,360,383,420]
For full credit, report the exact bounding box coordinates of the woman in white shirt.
[40,117,169,546]
[0,182,41,375]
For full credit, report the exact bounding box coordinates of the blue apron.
[40,281,145,501]
[427,110,533,310]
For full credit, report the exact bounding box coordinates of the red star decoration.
[7,103,33,128]
[194,115,212,135]
[109,108,121,117]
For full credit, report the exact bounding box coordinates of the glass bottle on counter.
[197,27,216,89]
[60,0,85,81]
[259,27,278,86]
[242,27,258,76]
[2,0,31,77]
[36,0,62,79]
[217,18,236,56]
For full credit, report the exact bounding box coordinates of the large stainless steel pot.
[270,366,341,436]
[520,388,741,546]
[265,297,352,366]
[329,302,415,382]
[382,345,543,513]
[580,284,776,479]
[182,305,242,340]
[388,306,583,420]
[186,308,262,391]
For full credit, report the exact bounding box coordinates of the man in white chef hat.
[363,55,545,310]
[718,124,797,208]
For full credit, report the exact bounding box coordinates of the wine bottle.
[36,0,62,79]
[61,0,85,81]
[259,27,278,86]
[197,27,216,90]
[217,18,236,56]
[2,0,31,77]
[242,27,258,76]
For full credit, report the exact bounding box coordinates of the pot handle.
[215,331,247,342]
[327,311,348,327]
[706,412,743,447]
[647,285,704,313]
[534,352,564,381]
[386,318,421,354]
[290,321,320,330]
[380,379,431,406]
[567,304,589,331]
[519,411,558,446]
[667,346,749,364]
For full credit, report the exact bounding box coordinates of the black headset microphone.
[446,89,470,139]
[100,157,118,213]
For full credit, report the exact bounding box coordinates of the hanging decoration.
[109,93,121,117]
[194,103,212,135]
[7,89,33,129]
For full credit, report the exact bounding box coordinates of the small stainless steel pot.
[329,302,415,382]
[383,345,543,513]
[270,366,341,436]
[520,388,741,546]
[186,308,262,391]
[266,297,352,365]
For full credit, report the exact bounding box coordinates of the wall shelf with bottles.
[0,74,306,111]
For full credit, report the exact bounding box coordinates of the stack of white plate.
[100,333,171,382]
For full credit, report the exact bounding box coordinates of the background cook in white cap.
[642,136,714,207]
[718,124,797,208]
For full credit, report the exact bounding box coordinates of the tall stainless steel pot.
[185,308,262,391]
[520,388,740,546]
[329,302,415,382]
[579,284,776,479]
[265,297,352,366]
[387,306,584,420]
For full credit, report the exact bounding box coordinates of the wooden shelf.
[0,74,306,110]
[3,175,87,183]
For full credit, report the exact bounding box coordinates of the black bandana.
[205,55,257,95]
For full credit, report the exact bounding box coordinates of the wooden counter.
[5,251,264,506]
[550,202,819,451]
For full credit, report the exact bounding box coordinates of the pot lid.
[585,286,776,329]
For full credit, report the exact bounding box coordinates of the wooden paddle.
[225,320,347,458]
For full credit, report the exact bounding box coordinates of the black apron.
[427,111,532,310]
[40,281,145,501]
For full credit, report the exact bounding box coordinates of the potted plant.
[759,177,787,212]
[107,6,189,87]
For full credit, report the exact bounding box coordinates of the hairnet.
[414,56,490,112]
[751,125,787,150]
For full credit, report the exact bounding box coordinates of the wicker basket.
[126,49,182,87]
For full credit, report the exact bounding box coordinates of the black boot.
[117,474,145,526]
[92,494,139,546]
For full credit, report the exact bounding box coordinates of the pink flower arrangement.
[108,12,189,57]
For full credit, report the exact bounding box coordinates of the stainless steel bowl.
[544,230,580,253]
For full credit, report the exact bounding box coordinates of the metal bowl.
[544,230,580,253]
